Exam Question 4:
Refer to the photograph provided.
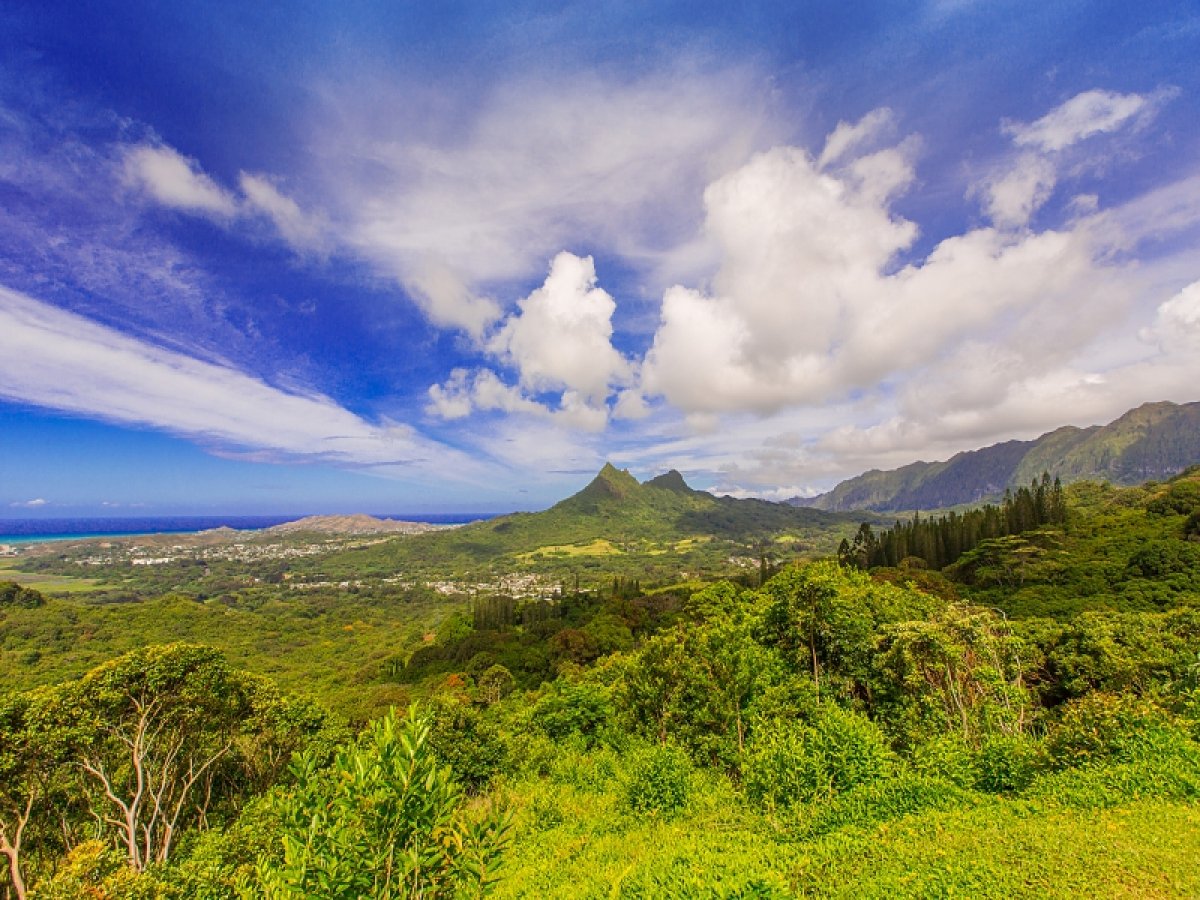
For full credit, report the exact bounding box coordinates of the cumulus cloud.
[631,91,1200,495]
[977,153,1058,228]
[1143,279,1200,351]
[124,144,238,218]
[818,108,895,169]
[9,498,47,508]
[642,138,924,413]
[640,93,1182,421]
[979,88,1170,229]
[488,252,631,403]
[125,143,329,255]
[306,70,776,333]
[426,253,633,431]
[0,284,481,477]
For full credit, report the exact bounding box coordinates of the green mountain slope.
[795,400,1200,512]
[300,463,865,580]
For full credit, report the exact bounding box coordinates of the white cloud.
[124,145,238,218]
[978,153,1057,228]
[0,285,482,478]
[425,252,632,432]
[306,70,776,333]
[1006,89,1151,152]
[1143,279,1200,351]
[9,498,47,508]
[238,172,327,251]
[642,139,925,413]
[488,252,631,403]
[426,368,610,433]
[630,92,1200,494]
[818,108,895,169]
[976,89,1170,230]
[639,93,1182,420]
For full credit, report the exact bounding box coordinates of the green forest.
[3,467,1200,897]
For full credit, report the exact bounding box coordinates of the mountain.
[533,463,855,541]
[311,464,867,578]
[793,400,1200,513]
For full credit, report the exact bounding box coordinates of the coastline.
[0,512,493,548]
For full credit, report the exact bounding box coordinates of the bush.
[801,772,976,837]
[907,734,977,788]
[531,678,615,745]
[1044,693,1191,769]
[1026,747,1200,808]
[33,841,174,900]
[625,743,692,815]
[973,733,1045,793]
[743,705,894,808]
[427,700,508,792]
[250,707,510,899]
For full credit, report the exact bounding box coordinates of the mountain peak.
[644,469,693,493]
[581,463,641,500]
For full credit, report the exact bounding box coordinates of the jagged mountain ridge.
[791,400,1200,513]
[452,462,862,552]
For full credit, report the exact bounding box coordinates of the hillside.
[265,514,452,535]
[793,400,1200,512]
[365,462,864,564]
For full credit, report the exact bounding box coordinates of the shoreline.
[0,512,494,549]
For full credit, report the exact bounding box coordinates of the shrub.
[625,743,692,815]
[907,734,977,788]
[1044,693,1191,768]
[1026,747,1200,808]
[531,678,615,745]
[427,700,508,792]
[973,733,1045,793]
[250,707,510,899]
[801,772,975,837]
[743,705,894,808]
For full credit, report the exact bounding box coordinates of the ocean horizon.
[0,513,494,545]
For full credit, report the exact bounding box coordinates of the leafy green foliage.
[624,743,692,815]
[743,705,895,808]
[0,582,44,608]
[7,468,1200,896]
[249,708,510,899]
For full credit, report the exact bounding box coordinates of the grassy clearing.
[491,769,1200,899]
[0,559,102,592]
[516,539,623,561]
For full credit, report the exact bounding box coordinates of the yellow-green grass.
[492,774,1200,899]
[516,539,623,561]
[0,559,102,593]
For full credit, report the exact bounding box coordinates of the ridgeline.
[793,400,1200,512]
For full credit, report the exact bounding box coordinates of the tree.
[755,563,935,703]
[873,605,1030,748]
[250,708,510,899]
[0,690,69,900]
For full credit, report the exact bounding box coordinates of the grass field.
[516,539,624,561]
[0,559,102,592]
[492,771,1200,899]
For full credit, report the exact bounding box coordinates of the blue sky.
[2,1,1199,515]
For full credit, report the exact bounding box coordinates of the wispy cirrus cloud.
[123,69,779,336]
[123,144,239,218]
[0,284,484,480]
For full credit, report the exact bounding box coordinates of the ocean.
[0,514,491,545]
